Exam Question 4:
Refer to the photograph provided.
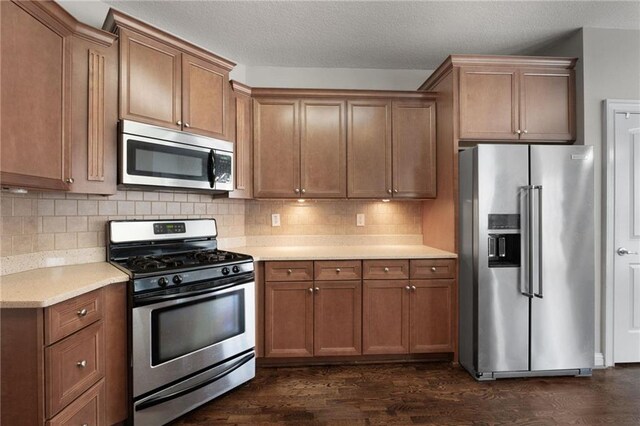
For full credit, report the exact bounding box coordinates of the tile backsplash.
[0,189,422,259]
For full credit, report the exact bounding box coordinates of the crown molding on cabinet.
[251,87,437,100]
[231,80,252,96]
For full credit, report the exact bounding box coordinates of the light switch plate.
[271,213,281,227]
[356,213,365,226]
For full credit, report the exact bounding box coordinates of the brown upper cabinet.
[105,10,235,140]
[253,89,436,200]
[253,94,346,199]
[1,1,118,193]
[229,81,254,199]
[423,55,576,142]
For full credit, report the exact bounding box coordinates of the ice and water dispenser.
[487,214,520,268]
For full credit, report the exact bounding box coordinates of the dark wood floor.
[171,362,640,425]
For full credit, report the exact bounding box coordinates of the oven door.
[121,133,233,191]
[132,278,255,398]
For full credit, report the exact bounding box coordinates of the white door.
[614,111,640,363]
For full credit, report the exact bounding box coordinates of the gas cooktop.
[119,249,250,274]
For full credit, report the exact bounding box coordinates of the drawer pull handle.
[287,269,292,274]
[431,267,437,272]
[77,308,88,317]
[77,360,87,368]
[384,267,389,273]
[411,285,417,291]
[336,268,341,273]
[405,285,410,291]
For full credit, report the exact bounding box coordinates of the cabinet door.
[1,1,72,191]
[314,281,361,356]
[362,280,409,354]
[519,69,575,141]
[264,282,313,357]
[409,280,453,353]
[459,67,519,140]
[119,28,182,129]
[229,82,253,199]
[253,98,300,198]
[182,54,230,140]
[347,100,392,198]
[392,101,436,198]
[300,100,346,198]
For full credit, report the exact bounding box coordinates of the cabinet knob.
[301,189,306,194]
[314,287,319,292]
[384,267,389,273]
[65,178,74,184]
[411,285,416,291]
[523,129,528,134]
[77,360,87,368]
[405,285,411,291]
[184,122,190,128]
[177,120,182,126]
[393,189,398,193]
[431,267,437,272]
[336,268,341,273]
[308,288,313,293]
[77,308,88,317]
[287,269,292,274]
[515,129,522,135]
[294,188,300,194]
[387,189,392,194]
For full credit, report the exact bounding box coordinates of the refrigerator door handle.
[534,185,543,298]
[521,185,533,298]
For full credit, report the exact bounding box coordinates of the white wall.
[245,66,431,91]
[535,27,640,360]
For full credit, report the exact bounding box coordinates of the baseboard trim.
[594,352,605,368]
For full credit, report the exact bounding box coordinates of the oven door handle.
[135,351,255,411]
[133,277,254,307]
[207,149,216,189]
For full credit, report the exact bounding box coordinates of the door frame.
[603,99,640,367]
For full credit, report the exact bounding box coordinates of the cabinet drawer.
[265,261,313,282]
[363,260,409,280]
[46,321,105,417]
[46,289,103,345]
[314,260,361,281]
[46,379,105,426]
[410,259,456,280]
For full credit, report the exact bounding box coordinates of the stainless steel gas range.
[107,219,255,425]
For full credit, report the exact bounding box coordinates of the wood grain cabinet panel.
[119,28,182,129]
[229,81,253,199]
[264,282,314,357]
[392,100,437,198]
[46,321,105,417]
[410,259,456,280]
[0,0,72,191]
[46,379,105,426]
[265,261,313,282]
[459,67,520,140]
[314,260,361,281]
[363,260,409,280]
[45,289,104,345]
[362,280,410,354]
[409,280,454,353]
[347,100,393,198]
[314,281,362,356]
[182,54,230,139]
[253,98,301,198]
[300,99,347,198]
[520,69,575,141]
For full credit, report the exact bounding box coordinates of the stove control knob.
[173,275,183,285]
[232,266,240,274]
[222,267,230,275]
[158,277,168,287]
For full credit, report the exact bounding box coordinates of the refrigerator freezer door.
[476,145,530,373]
[529,145,594,371]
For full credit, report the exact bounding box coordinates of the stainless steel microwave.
[119,120,234,193]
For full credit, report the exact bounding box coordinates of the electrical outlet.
[271,213,281,227]
[356,213,365,227]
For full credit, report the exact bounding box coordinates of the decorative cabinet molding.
[88,49,106,182]
[229,81,253,199]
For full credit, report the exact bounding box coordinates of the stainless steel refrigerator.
[459,144,594,380]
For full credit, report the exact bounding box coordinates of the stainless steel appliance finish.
[107,219,255,425]
[119,120,234,192]
[459,144,594,380]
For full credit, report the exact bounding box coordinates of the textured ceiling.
[62,1,640,70]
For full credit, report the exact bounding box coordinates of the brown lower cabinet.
[1,283,127,426]
[262,259,455,361]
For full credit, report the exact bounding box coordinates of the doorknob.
[617,247,639,256]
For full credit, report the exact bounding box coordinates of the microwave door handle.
[207,150,215,188]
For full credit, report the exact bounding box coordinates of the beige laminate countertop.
[0,262,128,308]
[227,245,457,261]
